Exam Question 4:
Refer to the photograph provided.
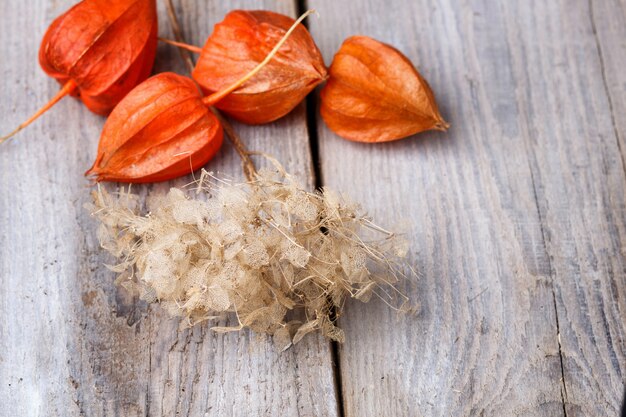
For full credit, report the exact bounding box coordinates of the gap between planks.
[296,1,346,417]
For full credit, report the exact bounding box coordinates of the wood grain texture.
[506,0,626,415]
[308,0,625,415]
[2,0,625,416]
[0,1,338,416]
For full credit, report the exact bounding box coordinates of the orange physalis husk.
[86,72,223,183]
[320,36,449,143]
[192,10,327,124]
[1,0,158,144]
[87,10,314,184]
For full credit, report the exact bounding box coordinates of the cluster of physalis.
[3,0,445,345]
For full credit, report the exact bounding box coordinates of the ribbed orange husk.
[320,36,448,143]
[86,73,223,183]
[192,10,327,124]
[39,0,158,115]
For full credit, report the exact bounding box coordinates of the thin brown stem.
[1,79,77,144]
[211,109,257,181]
[158,37,203,54]
[164,0,257,181]
[163,0,195,73]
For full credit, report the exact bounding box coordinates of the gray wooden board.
[509,0,626,415]
[0,0,338,416]
[308,0,625,416]
[1,0,626,416]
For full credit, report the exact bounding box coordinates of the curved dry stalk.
[158,37,203,53]
[1,80,77,144]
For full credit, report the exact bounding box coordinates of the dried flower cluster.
[88,164,410,347]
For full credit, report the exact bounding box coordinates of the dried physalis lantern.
[1,0,158,143]
[192,10,327,124]
[87,10,313,183]
[320,36,449,142]
[86,72,223,183]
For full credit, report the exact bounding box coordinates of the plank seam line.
[528,165,569,416]
[298,17,324,187]
[505,1,570,409]
[290,0,324,189]
[304,79,324,187]
[588,0,626,174]
[552,289,569,417]
[330,340,346,417]
[296,1,344,416]
[146,314,152,417]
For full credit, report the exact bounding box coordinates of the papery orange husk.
[320,36,449,143]
[1,0,158,144]
[86,72,223,183]
[192,10,327,124]
[40,0,158,115]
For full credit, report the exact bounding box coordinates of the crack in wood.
[588,0,626,177]
[296,1,345,416]
[527,162,569,417]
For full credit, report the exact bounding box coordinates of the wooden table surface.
[1,0,625,416]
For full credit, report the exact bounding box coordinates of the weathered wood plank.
[589,0,626,155]
[503,0,626,415]
[0,1,338,416]
[308,0,626,415]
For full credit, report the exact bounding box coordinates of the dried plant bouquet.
[89,158,410,347]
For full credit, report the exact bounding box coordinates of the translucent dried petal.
[89,166,412,344]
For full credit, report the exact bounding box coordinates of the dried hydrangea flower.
[87,161,410,347]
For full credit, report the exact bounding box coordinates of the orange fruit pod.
[87,10,314,183]
[191,10,327,124]
[2,0,158,143]
[320,36,449,143]
[85,72,223,183]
